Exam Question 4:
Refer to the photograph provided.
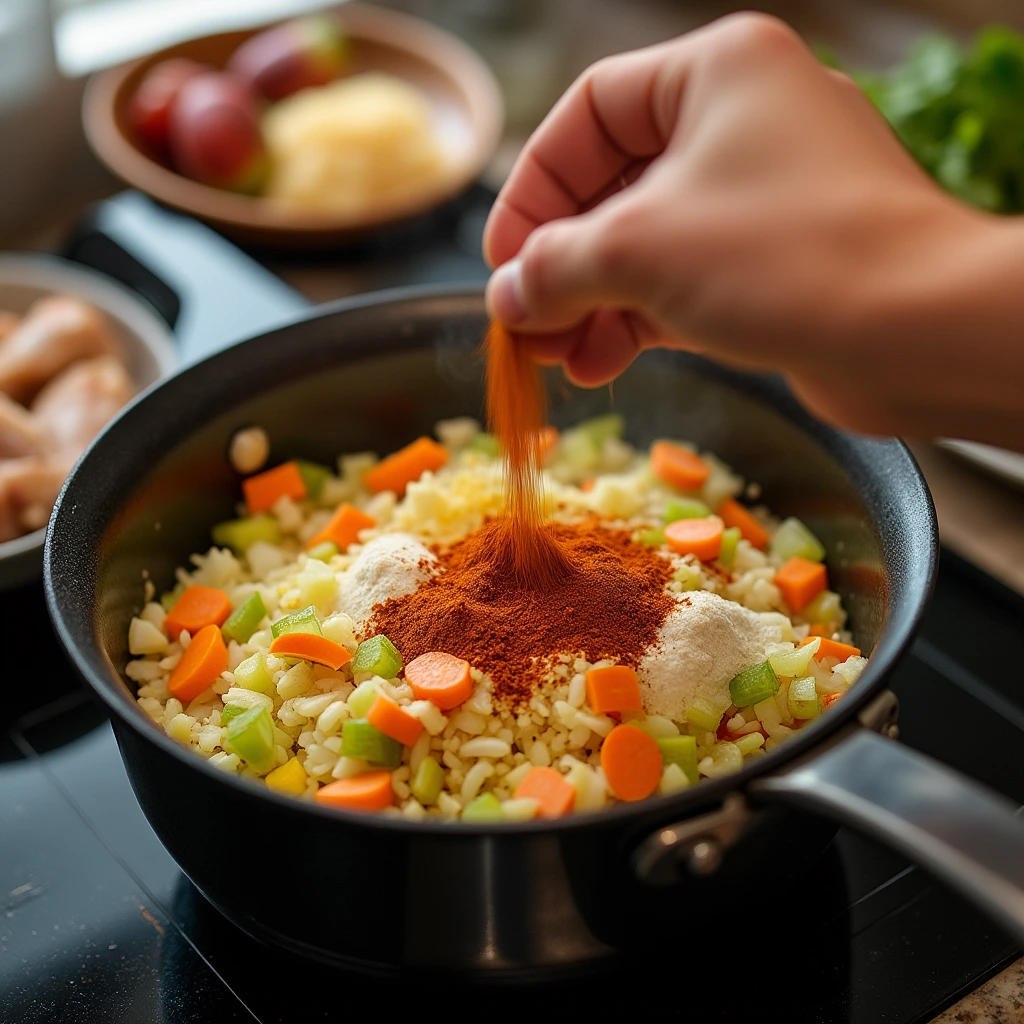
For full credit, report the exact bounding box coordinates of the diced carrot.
[306,503,377,551]
[580,478,596,493]
[363,437,448,497]
[168,623,228,702]
[268,632,353,670]
[404,651,473,710]
[820,692,844,711]
[242,461,307,514]
[799,636,861,663]
[775,556,828,613]
[717,498,769,550]
[651,441,710,491]
[664,517,723,561]
[315,771,393,813]
[601,724,662,802]
[367,694,424,747]
[535,426,559,462]
[585,665,642,715]
[514,766,576,819]
[808,623,831,637]
[164,585,232,642]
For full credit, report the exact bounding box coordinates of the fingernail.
[487,259,526,324]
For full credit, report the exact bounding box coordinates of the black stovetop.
[3,190,1023,1023]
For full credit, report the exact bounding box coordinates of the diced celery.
[639,528,666,547]
[769,638,820,678]
[466,433,500,457]
[664,498,710,523]
[802,590,845,629]
[673,564,702,591]
[579,413,625,444]
[307,541,338,563]
[233,652,274,694]
[411,756,445,806]
[729,660,779,708]
[212,514,281,553]
[220,704,246,725]
[225,706,275,773]
[222,592,267,645]
[718,526,741,567]
[559,427,601,471]
[657,735,699,783]
[271,605,322,639]
[341,719,403,768]
[160,582,185,613]
[734,732,766,756]
[462,792,502,823]
[686,697,723,732]
[351,634,403,679]
[770,517,826,562]
[631,715,679,739]
[787,676,821,720]
[295,460,332,499]
[347,679,381,718]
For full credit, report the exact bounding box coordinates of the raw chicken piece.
[32,355,134,460]
[0,456,71,541]
[0,296,117,403]
[0,311,18,343]
[0,392,44,457]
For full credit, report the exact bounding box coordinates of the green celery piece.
[307,541,338,563]
[160,583,184,613]
[341,719,403,768]
[686,697,722,733]
[578,413,624,444]
[664,498,710,524]
[770,517,826,562]
[221,704,246,725]
[410,756,445,805]
[351,634,403,678]
[718,526,741,567]
[222,592,267,645]
[212,514,281,554]
[271,605,322,639]
[802,590,843,628]
[347,679,380,718]
[462,792,502,823]
[673,564,701,591]
[729,660,780,709]
[295,460,332,499]
[233,652,274,694]
[559,427,600,472]
[225,706,275,773]
[657,735,699,784]
[638,528,665,547]
[466,433,500,457]
[788,677,821,720]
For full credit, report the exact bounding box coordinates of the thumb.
[485,199,655,333]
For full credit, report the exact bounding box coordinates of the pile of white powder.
[343,532,438,631]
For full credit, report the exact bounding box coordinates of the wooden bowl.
[82,4,504,247]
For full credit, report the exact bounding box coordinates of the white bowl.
[0,254,176,590]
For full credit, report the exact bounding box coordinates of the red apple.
[129,58,207,157]
[168,72,268,194]
[227,15,349,102]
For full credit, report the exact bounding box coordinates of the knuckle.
[519,226,568,305]
[714,12,802,58]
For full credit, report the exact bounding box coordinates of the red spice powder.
[366,518,676,708]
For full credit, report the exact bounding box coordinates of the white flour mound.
[344,532,439,632]
[639,589,786,720]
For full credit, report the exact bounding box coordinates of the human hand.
[484,13,1018,444]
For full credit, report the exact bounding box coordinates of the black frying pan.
[44,285,1024,974]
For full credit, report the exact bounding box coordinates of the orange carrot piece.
[168,623,228,702]
[580,478,596,493]
[717,498,770,550]
[800,636,861,663]
[808,623,831,637]
[775,556,828,613]
[363,437,448,497]
[514,766,576,819]
[164,585,232,642]
[651,441,710,491]
[664,517,723,561]
[585,665,642,715]
[601,724,662,802]
[315,771,393,813]
[535,425,560,462]
[367,694,424,747]
[404,651,473,710]
[820,692,844,711]
[242,461,307,514]
[268,632,353,670]
[306,503,377,551]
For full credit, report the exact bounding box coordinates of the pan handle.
[751,727,1024,945]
